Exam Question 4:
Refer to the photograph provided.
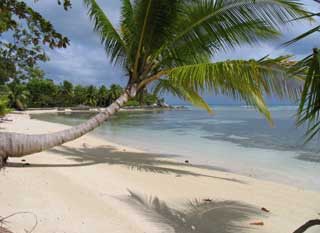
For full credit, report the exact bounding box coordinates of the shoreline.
[29,110,320,193]
[16,105,186,115]
[0,113,319,233]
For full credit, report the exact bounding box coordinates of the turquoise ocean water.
[32,106,320,191]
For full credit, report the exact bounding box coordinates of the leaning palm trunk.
[0,85,137,165]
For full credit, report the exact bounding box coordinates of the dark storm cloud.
[26,0,319,91]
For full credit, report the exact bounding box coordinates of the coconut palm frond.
[153,79,212,113]
[160,19,278,68]
[283,25,320,46]
[296,49,320,142]
[120,0,136,65]
[164,57,302,123]
[130,0,180,68]
[154,0,310,61]
[280,0,320,142]
[83,0,127,66]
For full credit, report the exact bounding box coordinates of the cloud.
[43,43,127,86]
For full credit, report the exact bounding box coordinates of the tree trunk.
[293,219,320,233]
[0,85,137,164]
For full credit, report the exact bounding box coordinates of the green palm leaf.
[131,0,180,80]
[120,0,136,66]
[164,57,302,123]
[153,0,309,62]
[296,49,320,142]
[282,1,320,142]
[153,79,212,113]
[84,0,127,65]
[283,25,320,46]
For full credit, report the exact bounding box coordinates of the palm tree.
[107,84,123,105]
[73,84,87,105]
[97,85,109,106]
[0,0,309,165]
[8,81,29,111]
[57,80,74,106]
[84,85,98,106]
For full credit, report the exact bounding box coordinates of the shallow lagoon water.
[32,106,320,191]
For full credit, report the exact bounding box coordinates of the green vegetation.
[0,97,10,116]
[0,79,162,110]
[0,1,69,84]
[0,0,69,113]
[283,0,320,142]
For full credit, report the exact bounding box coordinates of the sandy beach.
[0,113,319,233]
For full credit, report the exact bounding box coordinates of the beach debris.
[261,207,270,213]
[203,198,212,202]
[23,163,31,167]
[191,225,196,230]
[184,160,189,164]
[21,159,26,162]
[249,221,264,226]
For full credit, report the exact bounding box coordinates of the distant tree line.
[0,78,162,112]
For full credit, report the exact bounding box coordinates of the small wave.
[228,135,249,140]
[218,120,246,124]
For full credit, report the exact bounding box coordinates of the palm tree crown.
[84,0,308,122]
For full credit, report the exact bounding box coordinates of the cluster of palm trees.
[1,79,158,112]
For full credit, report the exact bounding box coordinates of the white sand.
[0,113,319,233]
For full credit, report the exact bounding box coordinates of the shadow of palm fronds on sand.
[0,212,37,233]
[0,226,12,233]
[8,145,245,184]
[126,190,265,233]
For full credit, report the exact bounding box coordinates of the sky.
[25,0,320,105]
